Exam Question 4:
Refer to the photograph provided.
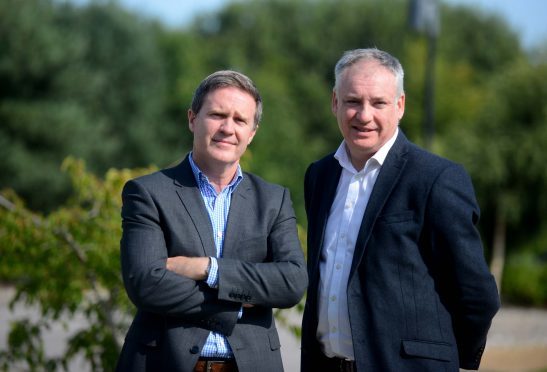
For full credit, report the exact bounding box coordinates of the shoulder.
[409,143,455,167]
[123,162,186,193]
[399,137,464,176]
[238,172,293,214]
[128,167,173,186]
[309,151,337,169]
[242,172,286,196]
[305,151,338,178]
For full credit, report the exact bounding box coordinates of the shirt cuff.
[205,257,219,288]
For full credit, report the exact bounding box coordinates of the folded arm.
[120,179,239,335]
[216,188,308,309]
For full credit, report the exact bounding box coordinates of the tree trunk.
[490,206,506,295]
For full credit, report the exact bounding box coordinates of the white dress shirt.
[317,128,399,360]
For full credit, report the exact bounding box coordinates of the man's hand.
[166,256,210,281]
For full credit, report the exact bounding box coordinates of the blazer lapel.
[173,156,217,258]
[222,176,253,259]
[310,157,343,275]
[349,132,409,277]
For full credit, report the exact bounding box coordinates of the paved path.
[279,306,547,372]
[2,286,547,371]
[480,306,547,371]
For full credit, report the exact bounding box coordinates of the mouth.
[351,126,376,134]
[212,138,236,146]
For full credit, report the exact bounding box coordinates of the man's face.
[189,86,257,171]
[332,60,405,169]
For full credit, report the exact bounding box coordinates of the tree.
[0,158,155,370]
[0,0,175,211]
[442,59,547,300]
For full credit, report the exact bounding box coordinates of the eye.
[345,98,360,105]
[209,112,225,119]
[234,116,248,126]
[373,100,388,108]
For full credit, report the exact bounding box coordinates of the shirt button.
[331,326,337,333]
[190,345,200,354]
[330,295,337,302]
[336,264,341,270]
[217,231,222,238]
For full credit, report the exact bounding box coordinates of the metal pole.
[408,0,439,150]
[424,33,436,149]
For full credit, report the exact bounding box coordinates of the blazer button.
[190,345,200,354]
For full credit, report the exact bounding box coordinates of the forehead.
[204,87,256,109]
[339,60,397,96]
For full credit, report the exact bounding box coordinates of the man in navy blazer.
[116,70,307,372]
[300,48,500,371]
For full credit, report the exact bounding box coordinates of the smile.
[213,138,236,145]
[352,126,376,132]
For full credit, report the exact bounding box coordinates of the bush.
[0,157,155,370]
[502,233,547,307]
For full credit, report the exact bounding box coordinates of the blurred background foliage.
[1,0,546,369]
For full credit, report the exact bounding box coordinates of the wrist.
[204,257,211,279]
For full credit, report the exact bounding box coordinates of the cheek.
[338,108,355,123]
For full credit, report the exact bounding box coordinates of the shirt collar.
[335,127,399,173]
[188,152,243,192]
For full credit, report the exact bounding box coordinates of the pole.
[408,0,440,150]
[424,32,436,149]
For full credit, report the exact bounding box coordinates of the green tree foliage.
[440,4,522,78]
[503,228,547,306]
[1,0,528,218]
[442,59,547,303]
[0,157,156,370]
[0,0,177,211]
[155,0,525,219]
[183,0,414,218]
[1,2,546,370]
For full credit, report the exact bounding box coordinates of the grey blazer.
[301,131,499,371]
[117,155,307,372]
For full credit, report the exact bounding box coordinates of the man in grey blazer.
[300,48,500,371]
[117,70,307,372]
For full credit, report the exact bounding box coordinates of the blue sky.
[73,0,547,50]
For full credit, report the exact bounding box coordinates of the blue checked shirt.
[189,153,243,359]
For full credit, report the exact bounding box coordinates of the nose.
[219,118,235,133]
[355,104,372,123]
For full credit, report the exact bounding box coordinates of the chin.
[351,137,377,148]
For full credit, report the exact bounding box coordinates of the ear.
[248,126,258,145]
[188,109,196,132]
[331,89,338,115]
[396,93,405,121]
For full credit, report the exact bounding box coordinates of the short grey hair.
[334,48,405,99]
[191,70,263,128]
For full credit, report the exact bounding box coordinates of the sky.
[76,0,547,50]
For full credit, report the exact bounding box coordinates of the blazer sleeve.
[427,164,500,369]
[216,187,308,309]
[120,179,240,336]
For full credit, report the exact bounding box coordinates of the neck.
[345,145,371,172]
[193,157,239,193]
[207,170,237,193]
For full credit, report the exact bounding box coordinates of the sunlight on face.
[189,87,257,173]
[332,60,405,170]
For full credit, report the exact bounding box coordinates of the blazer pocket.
[401,339,453,362]
[378,211,414,224]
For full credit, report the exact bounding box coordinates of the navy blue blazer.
[117,156,307,372]
[301,131,499,371]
